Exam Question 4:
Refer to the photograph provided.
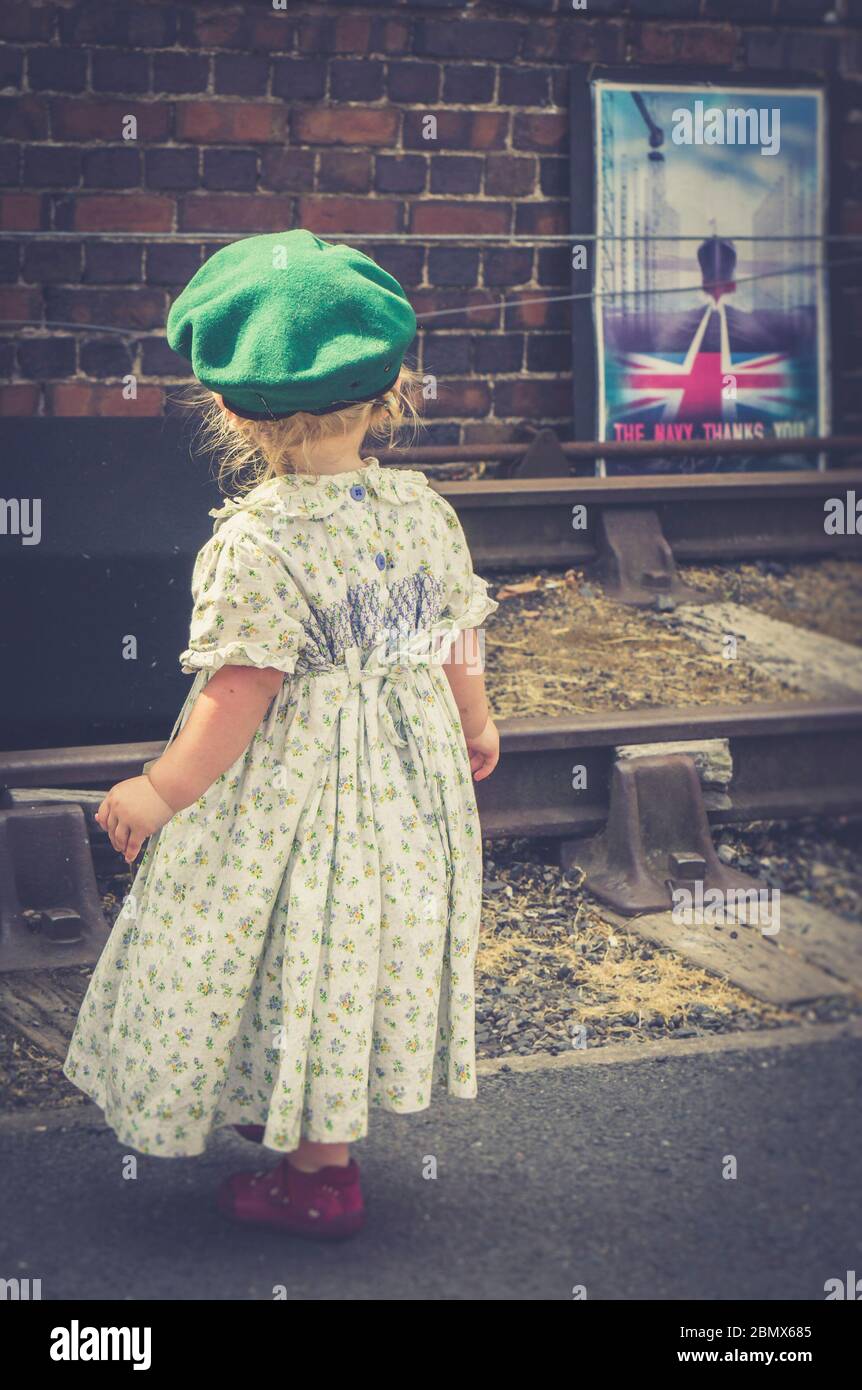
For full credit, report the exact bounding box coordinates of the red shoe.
[217,1156,365,1241]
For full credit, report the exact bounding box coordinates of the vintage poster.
[593,81,828,473]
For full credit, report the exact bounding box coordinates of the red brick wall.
[0,0,860,441]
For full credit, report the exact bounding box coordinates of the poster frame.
[568,64,846,473]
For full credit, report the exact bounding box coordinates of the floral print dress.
[63,458,498,1157]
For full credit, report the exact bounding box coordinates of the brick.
[22,241,81,284]
[0,95,47,139]
[409,288,500,330]
[0,384,40,414]
[526,334,572,372]
[678,25,739,64]
[387,62,440,104]
[539,156,568,199]
[414,19,522,61]
[474,334,523,374]
[296,195,401,234]
[22,145,82,187]
[504,287,569,330]
[494,378,570,418]
[59,5,129,46]
[213,54,269,98]
[330,61,385,102]
[17,336,76,378]
[0,143,19,184]
[523,18,625,63]
[402,109,508,150]
[441,66,496,105]
[82,147,142,189]
[0,285,40,323]
[72,194,173,232]
[429,156,482,195]
[272,58,327,102]
[28,47,87,93]
[45,286,165,329]
[784,31,840,72]
[483,248,533,287]
[485,154,537,198]
[370,17,411,56]
[0,192,42,229]
[423,378,492,419]
[378,154,428,195]
[0,3,52,42]
[629,0,700,14]
[411,200,509,235]
[498,67,550,108]
[180,194,295,232]
[193,9,248,49]
[140,335,186,375]
[176,102,286,144]
[318,150,373,193]
[704,0,772,15]
[84,242,142,284]
[292,108,398,146]
[0,46,23,89]
[202,149,259,191]
[776,0,834,18]
[51,100,170,141]
[260,148,316,192]
[79,336,134,377]
[515,201,568,237]
[295,16,372,55]
[367,243,424,288]
[145,148,199,191]
[145,243,202,287]
[422,334,472,375]
[632,22,699,64]
[128,7,177,48]
[47,383,165,416]
[247,14,296,53]
[427,248,480,286]
[92,50,151,94]
[153,53,210,94]
[513,112,566,152]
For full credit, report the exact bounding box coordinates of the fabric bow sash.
[334,623,462,748]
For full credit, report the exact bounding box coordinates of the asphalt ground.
[1,1027,859,1302]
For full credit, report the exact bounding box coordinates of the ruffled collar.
[208,457,429,528]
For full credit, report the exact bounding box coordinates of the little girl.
[63,229,499,1240]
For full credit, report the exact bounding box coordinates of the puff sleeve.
[179,527,309,676]
[429,491,499,632]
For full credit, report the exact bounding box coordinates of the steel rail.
[380,436,862,465]
[428,468,862,569]
[2,700,860,842]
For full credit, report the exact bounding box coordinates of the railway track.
[434,468,862,577]
[2,428,861,971]
[1,697,860,969]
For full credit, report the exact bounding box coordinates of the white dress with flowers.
[63,458,498,1156]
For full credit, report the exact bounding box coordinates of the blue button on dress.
[64,458,498,1157]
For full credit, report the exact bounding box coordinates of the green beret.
[166,229,416,420]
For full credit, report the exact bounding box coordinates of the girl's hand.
[95,776,176,865]
[465,716,500,782]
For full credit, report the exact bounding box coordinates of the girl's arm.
[96,665,284,864]
[442,628,499,781]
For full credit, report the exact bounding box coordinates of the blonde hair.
[175,363,423,496]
